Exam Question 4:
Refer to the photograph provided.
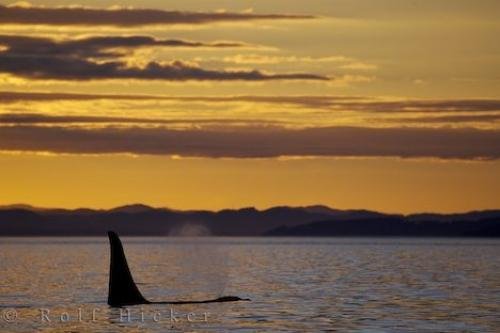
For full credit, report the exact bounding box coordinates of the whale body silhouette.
[107,231,249,307]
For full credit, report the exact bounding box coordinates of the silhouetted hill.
[0,204,498,236]
[406,210,500,222]
[265,216,500,237]
[109,204,157,214]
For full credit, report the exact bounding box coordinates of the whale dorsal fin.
[107,231,149,306]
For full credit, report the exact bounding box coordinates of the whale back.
[107,231,148,306]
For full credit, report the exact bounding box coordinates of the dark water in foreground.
[0,237,499,332]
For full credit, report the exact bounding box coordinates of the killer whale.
[107,231,249,307]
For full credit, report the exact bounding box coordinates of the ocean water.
[0,237,499,332]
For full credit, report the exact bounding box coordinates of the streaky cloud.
[382,114,500,123]
[0,91,360,103]
[0,113,283,125]
[0,4,314,26]
[0,125,498,159]
[0,35,327,81]
[0,57,328,81]
[0,92,498,114]
[0,35,247,59]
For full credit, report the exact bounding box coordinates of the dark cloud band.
[1,92,498,114]
[0,125,498,159]
[0,4,313,26]
[0,56,328,81]
[382,114,500,123]
[0,35,327,81]
[0,113,282,125]
[0,35,246,59]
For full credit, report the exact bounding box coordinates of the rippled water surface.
[1,237,499,332]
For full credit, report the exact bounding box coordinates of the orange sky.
[0,1,499,213]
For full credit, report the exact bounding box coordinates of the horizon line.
[1,202,499,216]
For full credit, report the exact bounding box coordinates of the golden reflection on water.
[0,237,499,332]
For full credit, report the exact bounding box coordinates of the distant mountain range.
[0,204,499,237]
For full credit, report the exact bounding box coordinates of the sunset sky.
[0,0,499,213]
